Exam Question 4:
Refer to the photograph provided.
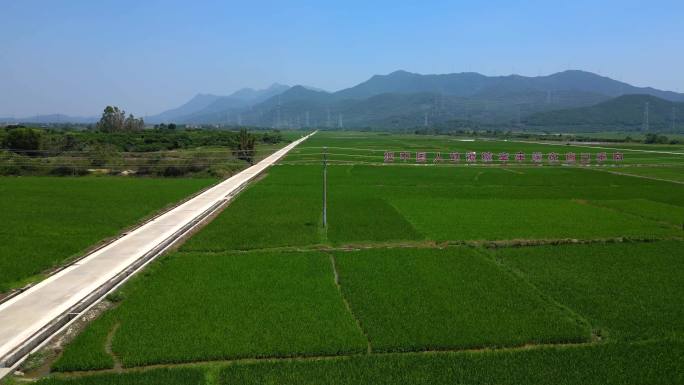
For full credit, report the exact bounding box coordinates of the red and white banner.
[380,150,625,165]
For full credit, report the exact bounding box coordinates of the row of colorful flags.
[384,151,624,164]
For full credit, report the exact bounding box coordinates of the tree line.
[0,105,284,177]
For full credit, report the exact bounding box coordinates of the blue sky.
[1,0,683,117]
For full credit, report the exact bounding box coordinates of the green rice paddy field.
[20,131,684,384]
[0,177,215,292]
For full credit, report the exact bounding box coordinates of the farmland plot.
[326,196,422,244]
[588,199,684,227]
[333,247,590,352]
[37,367,205,385]
[181,166,323,250]
[217,339,684,385]
[38,340,684,385]
[54,251,366,370]
[495,241,684,341]
[32,131,684,385]
[603,165,684,183]
[392,198,679,241]
[0,176,215,292]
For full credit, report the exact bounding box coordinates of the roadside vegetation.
[0,108,287,178]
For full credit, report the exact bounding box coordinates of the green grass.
[333,247,590,352]
[326,196,422,244]
[52,312,117,371]
[36,341,684,385]
[184,151,684,250]
[607,166,684,183]
[36,367,205,385]
[392,198,680,241]
[181,166,322,251]
[589,199,684,227]
[54,251,366,370]
[288,131,684,166]
[0,176,215,292]
[218,340,684,385]
[495,241,684,341]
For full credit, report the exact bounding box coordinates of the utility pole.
[277,95,282,129]
[643,101,650,132]
[326,108,331,128]
[322,146,327,227]
[305,111,310,127]
[338,113,343,129]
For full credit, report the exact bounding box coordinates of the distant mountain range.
[525,94,683,131]
[156,70,684,131]
[0,114,97,125]
[148,83,291,123]
[4,70,683,132]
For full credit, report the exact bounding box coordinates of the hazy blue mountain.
[149,84,292,123]
[335,70,684,102]
[148,94,222,123]
[334,70,492,99]
[229,83,290,103]
[181,86,334,124]
[177,70,678,130]
[0,114,97,124]
[206,79,614,128]
[15,70,684,130]
[260,86,333,106]
[526,94,684,132]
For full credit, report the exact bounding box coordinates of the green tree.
[96,106,126,132]
[2,127,43,156]
[234,128,256,164]
[123,114,144,131]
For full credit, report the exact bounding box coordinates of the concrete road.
[0,132,315,369]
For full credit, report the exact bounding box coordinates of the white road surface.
[0,132,315,369]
